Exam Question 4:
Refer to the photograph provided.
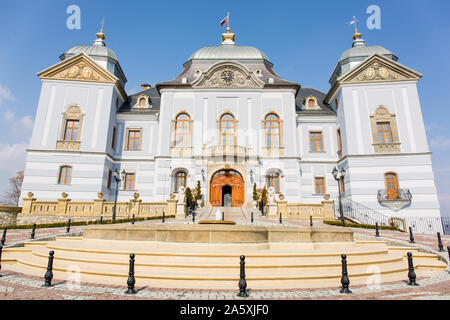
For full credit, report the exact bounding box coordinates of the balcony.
[377,189,412,212]
[209,145,246,157]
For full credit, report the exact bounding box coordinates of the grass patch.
[0,215,174,230]
[323,220,404,232]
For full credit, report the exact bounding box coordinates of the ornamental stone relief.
[195,66,262,88]
[60,62,103,81]
[355,62,400,82]
[56,140,81,151]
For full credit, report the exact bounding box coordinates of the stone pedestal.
[276,200,287,218]
[268,203,277,218]
[57,194,71,215]
[321,200,335,220]
[176,201,186,219]
[22,192,36,214]
[166,199,178,216]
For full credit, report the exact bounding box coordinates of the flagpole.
[228,12,230,31]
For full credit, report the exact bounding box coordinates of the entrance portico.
[210,169,244,207]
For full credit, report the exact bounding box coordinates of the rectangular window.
[111,126,116,150]
[107,169,112,189]
[310,132,323,152]
[266,174,280,193]
[64,120,79,141]
[58,166,72,185]
[377,122,393,144]
[126,129,141,151]
[337,129,342,151]
[314,177,325,195]
[124,173,136,191]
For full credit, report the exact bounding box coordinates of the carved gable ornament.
[38,53,118,84]
[341,55,422,85]
[193,63,264,89]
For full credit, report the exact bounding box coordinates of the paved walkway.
[1,210,450,300]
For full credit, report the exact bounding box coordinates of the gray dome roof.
[64,44,118,61]
[339,45,394,63]
[188,45,270,62]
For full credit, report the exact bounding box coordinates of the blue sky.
[0,0,449,214]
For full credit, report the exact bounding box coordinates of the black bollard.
[447,246,450,262]
[407,252,418,286]
[375,223,380,237]
[125,253,137,294]
[0,244,3,277]
[437,232,444,252]
[43,251,55,287]
[279,213,282,224]
[162,211,165,223]
[409,227,415,244]
[66,219,71,234]
[30,223,36,240]
[340,254,352,294]
[237,255,249,297]
[222,212,225,221]
[251,212,254,224]
[132,214,135,225]
[1,228,6,246]
[100,216,103,224]
[310,216,313,227]
[192,211,195,223]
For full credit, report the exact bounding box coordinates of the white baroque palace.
[20,27,441,218]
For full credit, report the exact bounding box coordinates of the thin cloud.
[0,84,16,105]
[430,136,450,148]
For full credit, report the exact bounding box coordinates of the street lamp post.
[112,169,126,221]
[332,166,346,227]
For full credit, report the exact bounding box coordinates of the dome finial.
[220,12,235,45]
[349,16,365,47]
[94,18,106,46]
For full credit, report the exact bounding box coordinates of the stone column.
[276,199,287,219]
[22,192,37,214]
[57,193,71,215]
[166,194,178,217]
[321,197,335,220]
[93,193,106,216]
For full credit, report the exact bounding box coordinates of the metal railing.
[334,195,450,235]
[377,189,412,201]
[334,196,390,226]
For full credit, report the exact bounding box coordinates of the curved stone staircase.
[2,237,447,289]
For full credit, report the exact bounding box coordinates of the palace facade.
[19,27,441,218]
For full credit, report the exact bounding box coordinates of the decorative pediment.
[193,63,264,89]
[341,55,422,85]
[38,53,118,84]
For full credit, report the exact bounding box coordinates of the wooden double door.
[210,170,244,207]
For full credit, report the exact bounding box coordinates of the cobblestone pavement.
[0,268,449,300]
[1,226,86,246]
[1,214,450,300]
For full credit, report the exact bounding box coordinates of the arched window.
[308,99,316,109]
[385,173,399,199]
[61,106,82,142]
[58,166,72,185]
[266,172,280,194]
[174,171,187,193]
[220,113,235,145]
[175,113,191,147]
[265,113,280,149]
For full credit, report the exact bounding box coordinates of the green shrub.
[323,220,404,232]
[0,215,174,230]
